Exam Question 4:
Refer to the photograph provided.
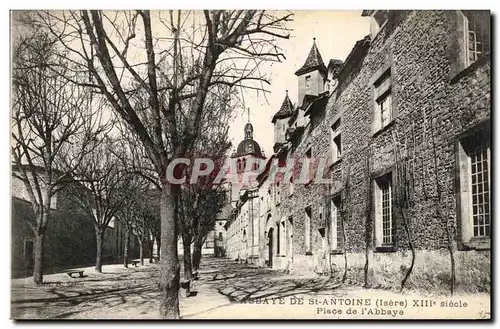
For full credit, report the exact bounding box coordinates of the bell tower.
[229,112,265,204]
[295,38,327,107]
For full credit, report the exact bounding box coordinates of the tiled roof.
[272,91,294,123]
[295,38,327,76]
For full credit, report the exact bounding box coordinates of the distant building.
[177,197,232,258]
[11,165,139,278]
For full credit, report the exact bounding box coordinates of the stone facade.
[225,188,261,263]
[224,10,490,293]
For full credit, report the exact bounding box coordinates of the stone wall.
[11,176,139,278]
[273,10,490,293]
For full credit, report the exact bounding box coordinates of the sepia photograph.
[8,8,491,320]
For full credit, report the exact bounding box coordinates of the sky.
[228,10,371,158]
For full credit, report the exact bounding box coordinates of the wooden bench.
[66,270,84,278]
[131,260,140,267]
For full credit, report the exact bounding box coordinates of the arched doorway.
[267,228,274,268]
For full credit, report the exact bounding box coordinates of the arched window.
[242,158,247,171]
[237,159,241,171]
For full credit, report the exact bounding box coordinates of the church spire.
[295,37,327,76]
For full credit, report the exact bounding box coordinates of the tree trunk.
[148,238,154,263]
[159,182,180,319]
[33,230,44,284]
[123,228,129,268]
[95,230,103,273]
[192,239,203,274]
[182,233,193,282]
[156,233,161,260]
[138,235,144,266]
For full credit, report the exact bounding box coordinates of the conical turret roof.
[272,91,294,123]
[295,38,327,76]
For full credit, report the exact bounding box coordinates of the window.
[218,232,223,241]
[374,173,395,248]
[305,75,311,89]
[305,206,312,253]
[373,69,393,133]
[331,195,343,251]
[331,118,341,163]
[458,127,490,248]
[305,148,313,183]
[463,11,490,67]
[370,10,389,37]
[289,176,294,196]
[470,141,490,237]
[378,92,392,127]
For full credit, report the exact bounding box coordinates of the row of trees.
[12,25,233,277]
[12,9,292,318]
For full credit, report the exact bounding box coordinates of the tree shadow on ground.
[202,258,343,303]
[11,279,160,319]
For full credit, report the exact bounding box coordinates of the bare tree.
[131,191,160,266]
[115,174,155,268]
[177,84,233,283]
[11,29,108,284]
[191,190,228,273]
[66,137,133,273]
[28,9,292,318]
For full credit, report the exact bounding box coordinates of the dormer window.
[463,11,490,67]
[370,10,389,37]
[450,11,490,79]
[305,75,311,89]
[325,78,338,95]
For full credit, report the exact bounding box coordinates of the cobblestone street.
[11,257,490,319]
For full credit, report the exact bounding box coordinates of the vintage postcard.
[10,9,491,320]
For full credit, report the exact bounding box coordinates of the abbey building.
[224,10,490,293]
